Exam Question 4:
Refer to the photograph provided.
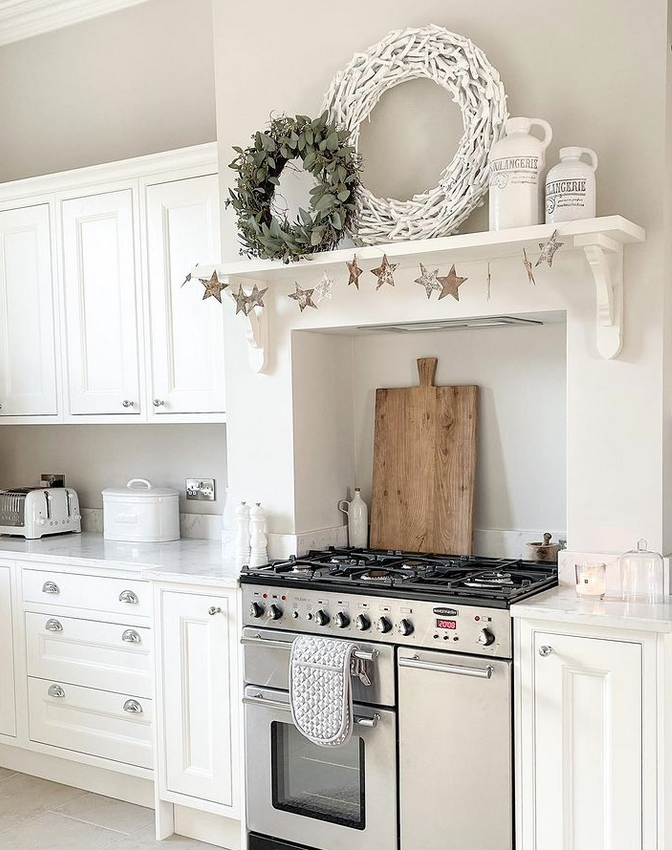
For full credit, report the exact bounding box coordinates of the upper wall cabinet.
[0,144,223,424]
[61,189,142,416]
[0,203,58,417]
[145,174,224,417]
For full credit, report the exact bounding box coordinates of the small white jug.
[338,488,368,548]
[545,146,598,223]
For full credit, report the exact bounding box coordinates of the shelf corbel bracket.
[222,275,268,374]
[573,233,623,359]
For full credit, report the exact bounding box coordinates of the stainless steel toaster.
[0,487,82,539]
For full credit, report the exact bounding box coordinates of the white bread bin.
[102,478,180,542]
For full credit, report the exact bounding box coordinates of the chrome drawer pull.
[122,629,141,644]
[241,634,378,661]
[538,645,553,657]
[45,618,63,632]
[399,656,494,679]
[42,581,60,595]
[118,590,139,604]
[48,684,65,699]
[123,699,143,714]
[354,713,380,728]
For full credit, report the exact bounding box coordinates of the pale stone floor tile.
[53,792,154,835]
[0,810,124,850]
[109,825,218,849]
[0,773,88,834]
[0,766,17,781]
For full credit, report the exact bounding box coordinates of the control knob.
[398,618,414,637]
[249,601,265,619]
[355,614,371,631]
[315,609,330,626]
[478,627,495,647]
[377,616,392,634]
[266,604,283,621]
[334,612,350,629]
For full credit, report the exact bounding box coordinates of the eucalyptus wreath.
[226,113,361,262]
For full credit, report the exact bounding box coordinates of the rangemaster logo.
[489,156,539,189]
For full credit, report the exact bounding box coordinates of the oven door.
[244,685,397,850]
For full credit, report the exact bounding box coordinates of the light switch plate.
[185,478,216,501]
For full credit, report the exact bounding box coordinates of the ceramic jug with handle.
[338,488,368,548]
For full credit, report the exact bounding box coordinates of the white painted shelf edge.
[195,216,645,370]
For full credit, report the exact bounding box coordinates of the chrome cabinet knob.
[45,618,63,632]
[122,629,141,643]
[208,606,222,616]
[153,399,165,407]
[48,684,65,699]
[123,699,143,714]
[42,581,60,595]
[539,645,553,657]
[118,590,139,604]
[122,399,135,408]
[356,614,371,631]
[478,628,496,647]
[249,601,265,619]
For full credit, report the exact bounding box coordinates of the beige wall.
[0,0,216,182]
[0,425,226,515]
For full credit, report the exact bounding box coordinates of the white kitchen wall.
[0,425,226,516]
[351,322,567,537]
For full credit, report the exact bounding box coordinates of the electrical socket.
[41,473,66,488]
[185,478,216,501]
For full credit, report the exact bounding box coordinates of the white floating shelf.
[196,216,645,369]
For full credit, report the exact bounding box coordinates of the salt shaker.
[235,501,251,566]
[249,502,268,567]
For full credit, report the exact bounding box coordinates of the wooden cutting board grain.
[370,357,478,555]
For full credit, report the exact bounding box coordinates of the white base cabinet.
[515,617,662,850]
[0,563,16,737]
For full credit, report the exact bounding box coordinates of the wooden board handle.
[417,357,437,388]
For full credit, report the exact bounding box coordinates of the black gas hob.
[240,546,558,608]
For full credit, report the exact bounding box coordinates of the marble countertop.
[0,532,241,587]
[512,586,672,633]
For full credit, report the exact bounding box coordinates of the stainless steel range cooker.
[240,548,557,850]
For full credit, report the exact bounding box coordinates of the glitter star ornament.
[414,263,443,299]
[288,281,317,312]
[234,285,252,315]
[523,249,536,285]
[535,230,564,268]
[346,255,364,289]
[314,272,335,304]
[200,271,228,303]
[371,254,398,289]
[437,264,468,301]
[248,284,268,310]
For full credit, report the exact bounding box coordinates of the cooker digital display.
[436,619,457,630]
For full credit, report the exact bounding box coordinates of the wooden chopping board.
[370,358,478,555]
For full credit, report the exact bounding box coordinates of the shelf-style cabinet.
[0,203,58,418]
[145,174,224,417]
[153,584,240,821]
[515,616,660,850]
[0,563,16,737]
[61,188,143,416]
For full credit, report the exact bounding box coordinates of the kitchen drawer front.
[22,570,150,618]
[28,677,153,769]
[26,613,152,698]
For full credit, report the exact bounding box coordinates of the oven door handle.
[399,656,494,679]
[241,634,378,662]
[243,692,380,727]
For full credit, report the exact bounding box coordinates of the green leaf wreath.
[226,113,361,263]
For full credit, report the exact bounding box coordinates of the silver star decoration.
[414,263,442,299]
[535,230,564,268]
[200,271,228,303]
[371,254,398,290]
[288,281,317,313]
[313,272,335,304]
[182,263,198,287]
[346,255,364,289]
[233,285,252,315]
[523,249,536,285]
[437,264,468,302]
[248,284,268,310]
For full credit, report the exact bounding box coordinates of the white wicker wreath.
[322,25,508,244]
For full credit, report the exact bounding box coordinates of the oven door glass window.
[271,721,366,829]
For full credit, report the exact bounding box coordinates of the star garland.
[414,263,443,299]
[371,254,397,289]
[535,230,564,268]
[200,271,228,303]
[288,281,317,312]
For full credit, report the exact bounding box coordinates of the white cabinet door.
[532,631,642,850]
[61,190,142,415]
[161,589,238,809]
[0,565,16,737]
[145,175,223,415]
[0,204,58,417]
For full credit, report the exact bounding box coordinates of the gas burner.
[464,570,515,587]
[291,562,316,572]
[360,569,392,581]
[400,559,426,570]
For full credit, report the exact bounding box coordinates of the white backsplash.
[81,508,222,541]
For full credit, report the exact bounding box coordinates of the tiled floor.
[0,768,215,850]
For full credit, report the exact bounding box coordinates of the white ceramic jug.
[338,489,368,548]
[545,146,598,223]
[488,117,553,230]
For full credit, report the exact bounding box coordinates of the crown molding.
[0,0,152,46]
